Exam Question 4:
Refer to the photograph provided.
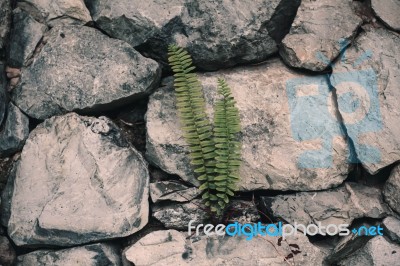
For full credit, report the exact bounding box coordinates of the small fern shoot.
[167,45,217,210]
[213,79,241,214]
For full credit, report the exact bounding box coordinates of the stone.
[150,181,201,203]
[324,220,378,264]
[7,8,47,67]
[0,103,30,157]
[11,25,161,120]
[331,27,400,174]
[0,62,6,126]
[17,0,92,26]
[146,59,350,191]
[152,199,208,230]
[0,0,11,53]
[261,183,390,228]
[0,236,16,266]
[0,158,17,227]
[383,165,400,214]
[7,113,149,247]
[125,229,326,265]
[371,0,400,32]
[280,0,362,71]
[16,243,121,265]
[382,216,400,244]
[337,236,400,266]
[86,0,300,70]
[224,200,261,224]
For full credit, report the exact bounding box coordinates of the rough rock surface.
[150,181,201,203]
[0,103,30,157]
[12,25,161,120]
[0,236,16,266]
[331,27,400,174]
[16,243,121,266]
[371,0,400,31]
[382,216,400,244]
[0,0,11,53]
[325,221,378,264]
[224,200,261,224]
[152,199,208,230]
[261,183,390,227]
[17,0,92,26]
[383,165,400,214]
[7,8,47,67]
[125,229,326,265]
[337,236,400,266]
[146,59,350,191]
[280,0,362,71]
[86,0,300,70]
[6,113,149,246]
[0,62,6,126]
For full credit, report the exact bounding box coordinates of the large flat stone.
[7,113,149,247]
[261,183,390,228]
[146,59,350,191]
[371,0,400,32]
[125,229,326,265]
[87,0,300,70]
[331,27,400,174]
[16,243,121,266]
[11,25,160,120]
[280,0,362,71]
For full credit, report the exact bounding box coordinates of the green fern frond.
[168,45,217,210]
[168,45,242,218]
[213,78,241,215]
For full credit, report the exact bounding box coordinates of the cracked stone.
[331,27,400,174]
[6,113,149,247]
[86,0,300,70]
[11,25,161,120]
[146,58,350,191]
[16,243,121,265]
[261,183,391,228]
[280,0,362,71]
[124,229,326,265]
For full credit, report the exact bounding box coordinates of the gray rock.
[7,113,149,247]
[16,243,121,266]
[87,0,300,70]
[17,0,92,26]
[383,165,400,214]
[261,183,390,228]
[0,103,30,157]
[0,62,6,126]
[146,59,350,191]
[325,221,378,264]
[150,181,201,203]
[0,0,11,53]
[0,236,16,266]
[331,27,400,174]
[382,216,400,244]
[7,8,47,67]
[0,158,17,227]
[371,0,400,32]
[338,236,400,266]
[224,200,261,224]
[125,229,326,265]
[152,199,208,230]
[12,25,161,120]
[280,0,362,71]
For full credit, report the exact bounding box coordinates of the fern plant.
[168,45,241,216]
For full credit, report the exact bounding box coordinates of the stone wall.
[0,0,399,265]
